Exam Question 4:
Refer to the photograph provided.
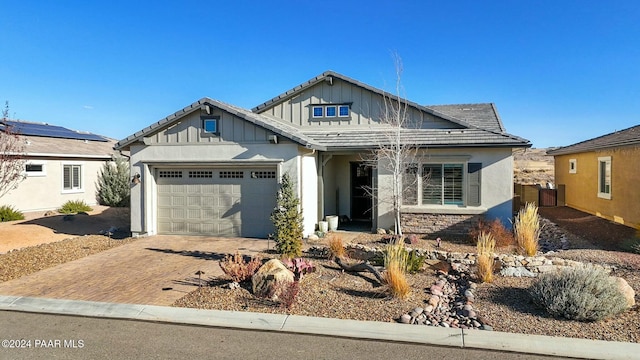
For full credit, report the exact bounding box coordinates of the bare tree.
[0,103,26,199]
[362,55,424,236]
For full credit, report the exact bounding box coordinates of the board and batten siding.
[257,78,457,129]
[147,109,275,145]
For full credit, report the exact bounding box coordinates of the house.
[0,120,116,213]
[114,71,530,238]
[547,125,640,230]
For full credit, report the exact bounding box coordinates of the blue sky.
[1,1,638,148]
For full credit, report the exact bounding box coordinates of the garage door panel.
[157,168,276,237]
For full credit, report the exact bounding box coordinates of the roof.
[252,71,477,130]
[425,103,505,133]
[114,98,326,151]
[547,124,640,156]
[1,120,116,159]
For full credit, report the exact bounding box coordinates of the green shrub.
[529,265,629,321]
[58,200,93,214]
[620,237,640,254]
[0,205,25,222]
[96,155,130,207]
[270,173,303,258]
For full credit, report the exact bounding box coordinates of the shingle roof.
[426,103,505,133]
[547,124,640,155]
[302,127,529,151]
[114,98,326,151]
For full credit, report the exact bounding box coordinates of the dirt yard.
[0,206,130,253]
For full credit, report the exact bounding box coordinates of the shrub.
[620,237,640,254]
[327,233,345,259]
[58,200,93,214]
[219,252,262,283]
[96,155,130,207]
[513,203,541,256]
[469,218,515,248]
[281,257,316,280]
[476,232,495,283]
[266,280,300,310]
[383,242,410,299]
[270,173,303,258]
[529,265,629,321]
[0,205,25,222]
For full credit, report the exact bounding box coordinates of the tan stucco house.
[0,120,116,213]
[114,71,530,238]
[548,125,640,230]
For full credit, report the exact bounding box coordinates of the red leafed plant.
[219,252,262,283]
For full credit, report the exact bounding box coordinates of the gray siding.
[259,78,455,129]
[147,109,274,145]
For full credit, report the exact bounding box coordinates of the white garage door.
[157,168,277,238]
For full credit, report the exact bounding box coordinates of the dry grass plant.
[218,252,262,283]
[476,232,496,283]
[327,233,346,258]
[469,218,515,248]
[383,241,410,299]
[513,202,542,256]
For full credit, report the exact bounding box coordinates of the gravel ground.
[173,213,640,343]
[0,235,137,282]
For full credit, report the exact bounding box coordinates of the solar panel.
[1,120,108,142]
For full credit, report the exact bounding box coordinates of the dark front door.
[351,162,372,221]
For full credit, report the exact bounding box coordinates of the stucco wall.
[1,158,106,213]
[378,147,514,233]
[554,146,640,229]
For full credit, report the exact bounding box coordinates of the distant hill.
[513,148,554,185]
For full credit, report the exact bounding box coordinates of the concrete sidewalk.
[1,295,638,360]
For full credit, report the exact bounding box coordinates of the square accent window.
[569,159,577,174]
[597,156,611,199]
[312,106,324,118]
[62,164,82,192]
[326,106,337,117]
[338,105,350,117]
[202,117,219,134]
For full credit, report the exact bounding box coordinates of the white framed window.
[597,156,611,199]
[403,162,466,206]
[569,159,577,173]
[325,106,337,117]
[25,161,46,177]
[62,163,83,193]
[338,105,350,117]
[312,106,324,118]
[202,117,219,134]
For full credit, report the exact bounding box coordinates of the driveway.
[0,235,269,305]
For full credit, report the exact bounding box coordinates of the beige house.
[115,71,530,238]
[0,120,116,213]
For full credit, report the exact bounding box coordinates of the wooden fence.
[513,184,565,212]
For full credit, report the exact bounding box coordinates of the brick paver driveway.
[0,236,269,305]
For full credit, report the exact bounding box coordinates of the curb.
[1,295,638,359]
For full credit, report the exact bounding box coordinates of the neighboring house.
[114,71,530,238]
[0,120,116,213]
[547,125,640,230]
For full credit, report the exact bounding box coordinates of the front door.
[350,162,372,221]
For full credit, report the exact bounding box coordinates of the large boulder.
[252,259,295,299]
[615,277,636,308]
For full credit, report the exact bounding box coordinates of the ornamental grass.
[383,242,410,299]
[513,202,542,256]
[476,232,496,283]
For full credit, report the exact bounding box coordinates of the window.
[25,162,46,177]
[251,171,276,179]
[312,106,324,118]
[220,171,244,178]
[402,162,475,206]
[598,156,611,199]
[569,159,577,174]
[338,105,350,117]
[159,170,183,178]
[325,106,337,117]
[62,164,82,192]
[189,171,213,178]
[202,117,219,134]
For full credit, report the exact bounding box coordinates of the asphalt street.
[0,311,565,360]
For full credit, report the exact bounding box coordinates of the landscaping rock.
[252,259,294,299]
[615,277,636,308]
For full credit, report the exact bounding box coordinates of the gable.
[254,73,465,130]
[144,106,275,145]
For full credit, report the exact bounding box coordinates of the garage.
[156,168,278,238]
